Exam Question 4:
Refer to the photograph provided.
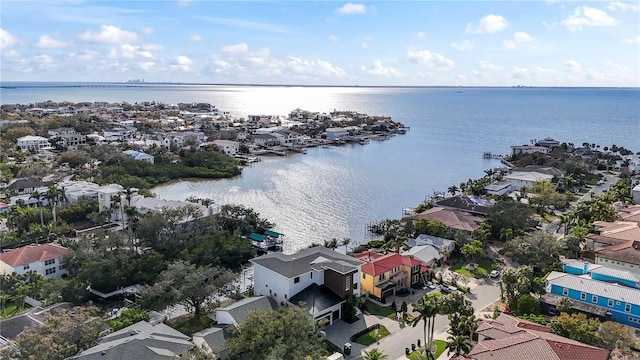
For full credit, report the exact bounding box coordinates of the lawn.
[363,300,396,318]
[167,313,210,336]
[406,339,447,359]
[354,325,390,346]
[450,259,495,279]
[0,303,31,320]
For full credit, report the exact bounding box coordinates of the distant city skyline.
[1,1,639,87]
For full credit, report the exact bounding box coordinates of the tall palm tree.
[360,348,388,360]
[29,191,45,225]
[445,334,472,357]
[44,185,61,223]
[340,237,351,253]
[457,314,478,339]
[447,185,459,196]
[411,295,440,357]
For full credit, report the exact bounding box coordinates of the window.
[362,273,366,279]
[626,303,632,312]
[608,299,614,307]
[310,272,313,279]
[23,265,30,270]
[45,259,55,266]
[354,283,358,290]
[580,293,586,300]
[345,276,352,291]
[379,273,386,281]
[45,268,56,275]
[592,295,598,303]
[562,288,568,296]
[294,277,300,284]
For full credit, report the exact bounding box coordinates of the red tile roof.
[470,314,609,360]
[0,244,70,267]
[359,252,421,276]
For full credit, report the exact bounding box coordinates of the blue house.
[546,271,640,328]
[562,260,640,289]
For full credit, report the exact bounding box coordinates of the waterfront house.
[0,243,70,279]
[409,207,483,239]
[545,270,640,328]
[324,127,350,140]
[70,321,194,360]
[484,181,512,196]
[505,172,554,190]
[272,129,305,147]
[510,145,551,156]
[536,137,561,148]
[457,313,609,360]
[356,251,422,302]
[16,135,50,151]
[511,165,565,178]
[250,246,363,325]
[211,140,240,156]
[122,149,154,164]
[435,195,493,216]
[250,133,279,147]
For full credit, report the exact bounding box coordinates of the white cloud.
[417,32,426,39]
[35,35,70,49]
[138,61,155,71]
[450,40,474,51]
[608,1,639,12]
[361,60,404,78]
[222,42,249,53]
[286,57,347,78]
[79,25,138,44]
[503,40,517,50]
[466,14,507,34]
[335,3,366,15]
[407,49,455,70]
[109,44,154,60]
[564,60,582,72]
[141,44,164,51]
[171,56,193,72]
[189,34,203,42]
[624,35,640,45]
[142,27,154,35]
[514,32,534,43]
[512,66,529,79]
[0,28,18,48]
[477,60,502,71]
[561,6,616,31]
[34,54,53,64]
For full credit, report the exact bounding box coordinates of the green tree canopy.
[487,201,537,238]
[502,231,561,274]
[226,305,329,360]
[139,260,235,316]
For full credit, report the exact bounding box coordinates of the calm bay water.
[2,83,638,252]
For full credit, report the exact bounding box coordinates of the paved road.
[362,281,501,360]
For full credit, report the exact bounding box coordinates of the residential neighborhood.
[1,101,640,360]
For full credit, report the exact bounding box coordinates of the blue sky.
[1,1,638,86]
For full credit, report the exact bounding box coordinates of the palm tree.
[447,185,459,196]
[340,237,351,253]
[29,191,45,225]
[44,185,61,223]
[124,205,140,251]
[445,334,472,357]
[457,314,478,339]
[411,295,440,357]
[111,194,122,222]
[323,238,339,250]
[499,227,513,242]
[360,348,388,360]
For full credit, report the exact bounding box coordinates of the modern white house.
[510,145,551,155]
[53,133,87,149]
[250,246,364,325]
[16,136,51,151]
[211,140,240,156]
[324,127,350,140]
[505,172,554,189]
[484,181,513,196]
[0,243,70,279]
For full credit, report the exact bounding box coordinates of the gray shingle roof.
[289,283,344,315]
[214,296,277,325]
[250,247,363,278]
[69,321,194,360]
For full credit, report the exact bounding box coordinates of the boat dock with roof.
[249,230,284,253]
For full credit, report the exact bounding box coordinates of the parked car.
[422,281,437,290]
[489,270,500,278]
[440,285,451,294]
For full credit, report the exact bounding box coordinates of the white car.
[489,270,500,278]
